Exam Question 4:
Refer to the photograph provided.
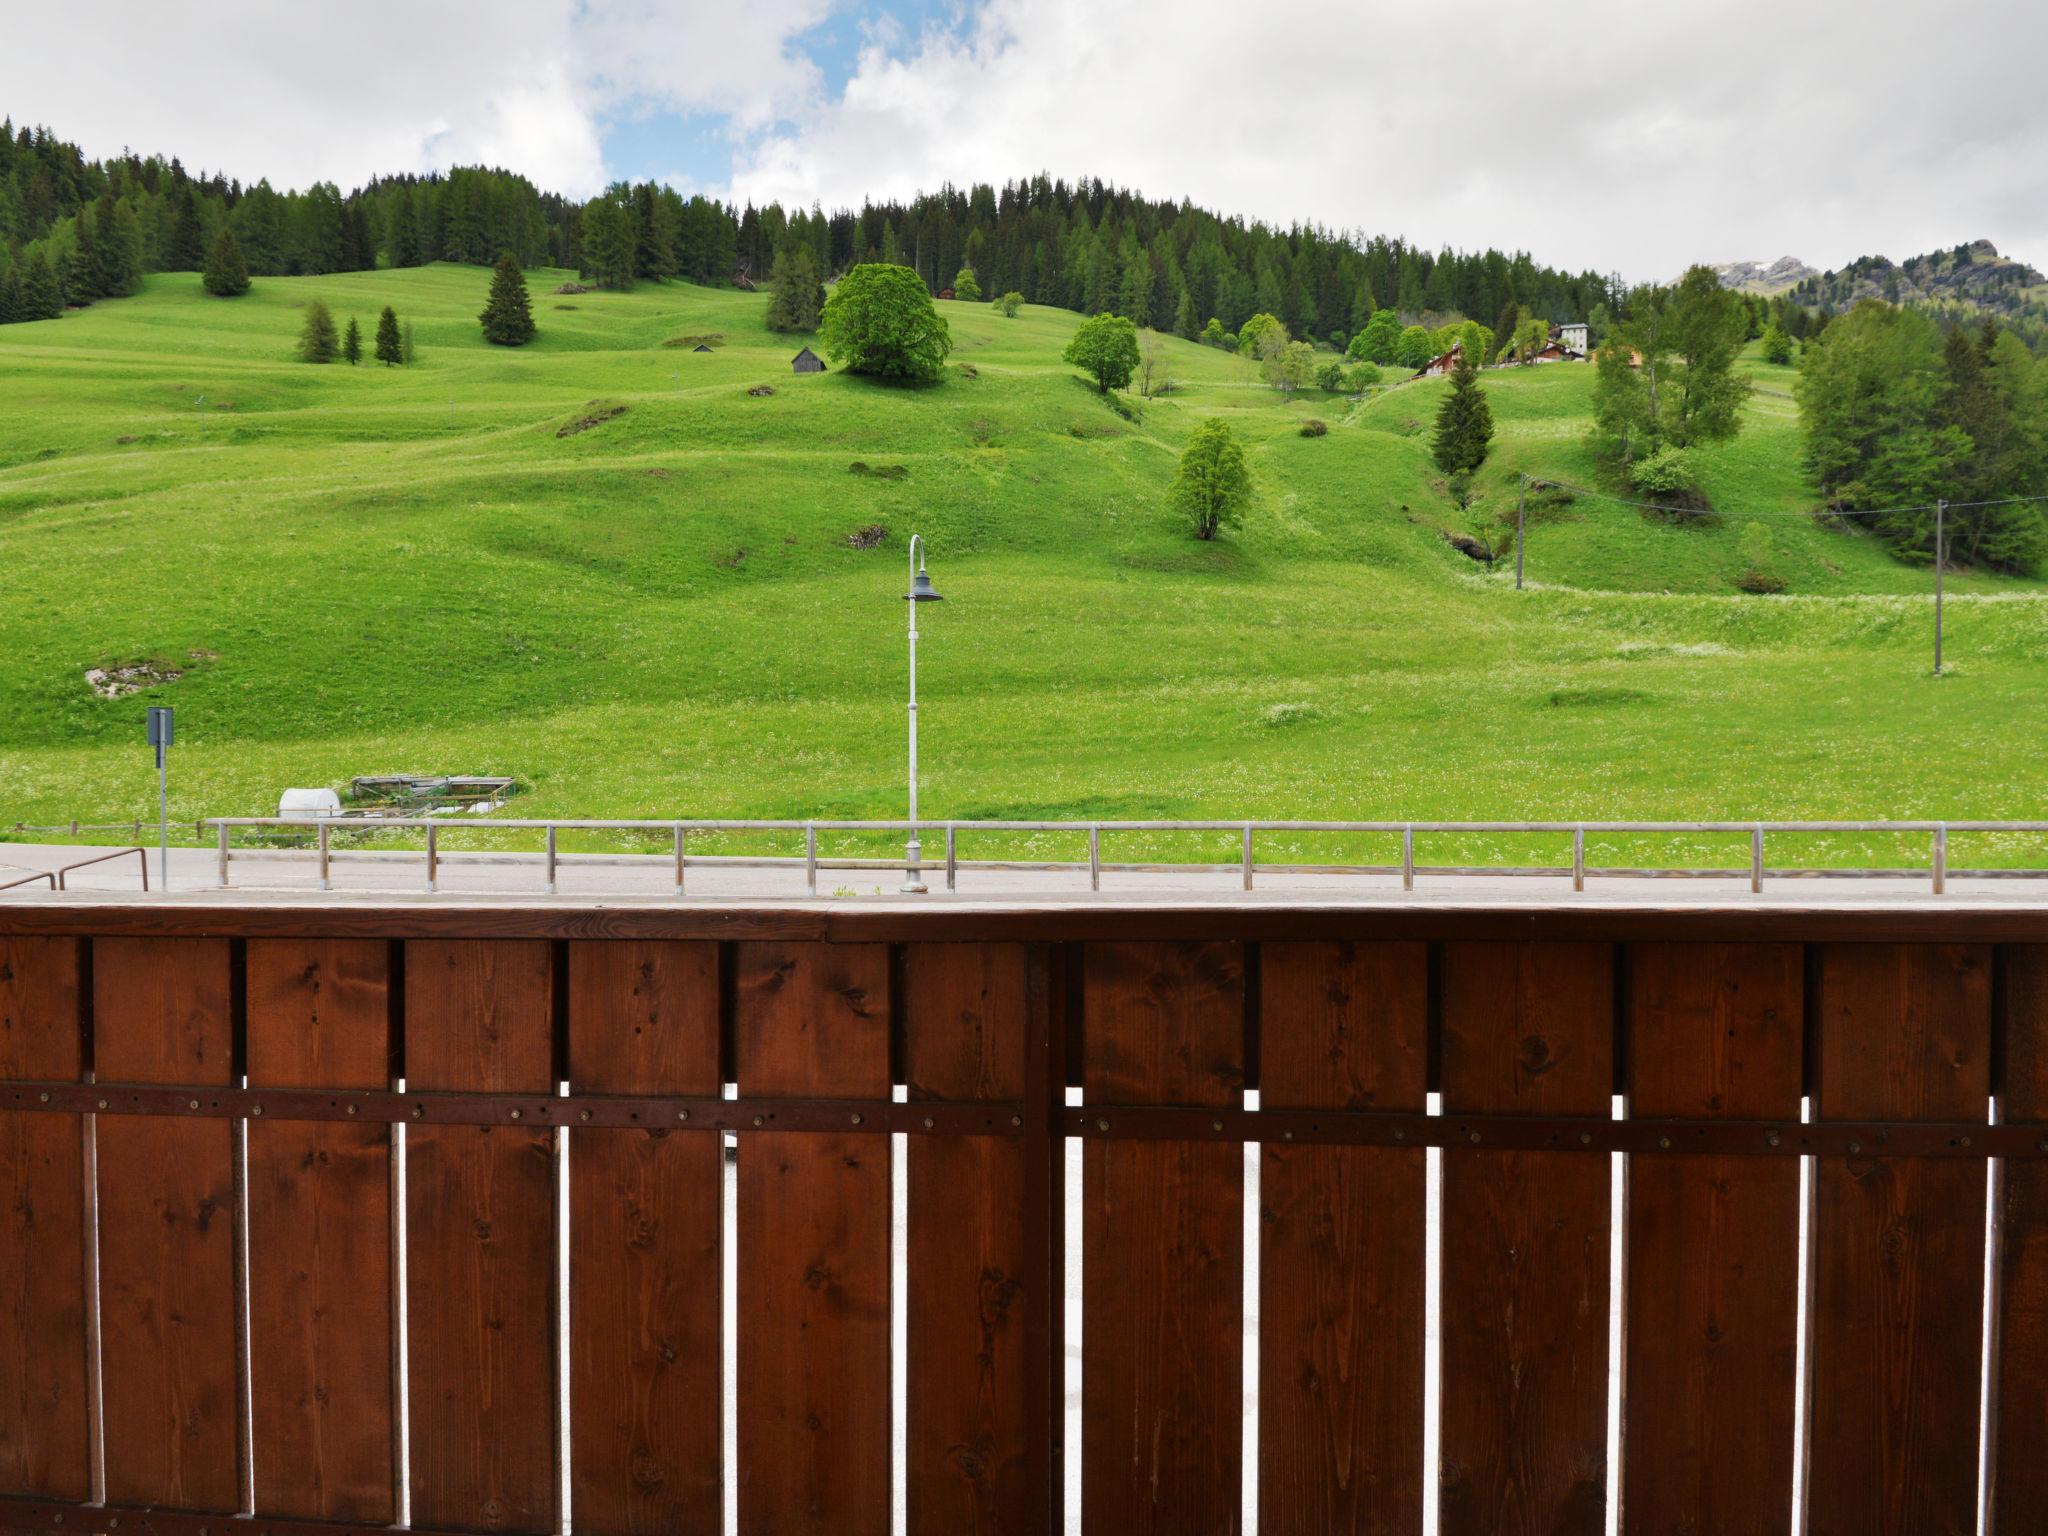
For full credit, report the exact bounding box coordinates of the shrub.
[1314,361,1346,393]
[1347,361,1383,391]
[1299,418,1328,437]
[1628,445,1713,513]
[997,291,1023,317]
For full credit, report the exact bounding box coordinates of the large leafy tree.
[202,227,250,296]
[1171,420,1253,540]
[1064,312,1140,392]
[1432,348,1495,473]
[818,263,953,381]
[1351,308,1403,364]
[952,266,982,302]
[479,252,536,346]
[1661,265,1752,447]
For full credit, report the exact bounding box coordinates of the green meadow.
[2,263,2046,868]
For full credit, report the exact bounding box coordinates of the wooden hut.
[791,346,825,374]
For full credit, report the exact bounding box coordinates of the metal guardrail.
[0,847,149,895]
[169,817,2048,897]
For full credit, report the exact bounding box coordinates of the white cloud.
[5,0,2045,279]
[723,0,2048,280]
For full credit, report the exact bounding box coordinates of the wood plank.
[93,936,240,1512]
[734,941,892,1536]
[0,938,91,1500]
[1256,940,1427,1535]
[1621,942,1803,1536]
[244,939,396,1521]
[901,943,1034,1536]
[1438,941,1612,1536]
[1082,939,1245,1536]
[403,939,557,1536]
[1808,943,1990,1536]
[566,940,721,1536]
[1990,945,2048,1533]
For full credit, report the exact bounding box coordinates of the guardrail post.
[945,824,957,892]
[1572,825,1586,892]
[318,822,331,891]
[1402,824,1415,892]
[426,823,438,893]
[545,824,558,895]
[673,824,686,896]
[216,822,229,888]
[1242,824,1255,891]
[1933,823,1947,895]
[1751,824,1765,895]
[1088,826,1101,892]
[805,823,818,897]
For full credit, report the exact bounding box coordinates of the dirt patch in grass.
[557,401,627,438]
[746,385,776,397]
[85,661,183,699]
[1546,687,1654,708]
[849,462,908,480]
[663,333,725,348]
[847,525,889,549]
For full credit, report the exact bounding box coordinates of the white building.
[1557,322,1589,354]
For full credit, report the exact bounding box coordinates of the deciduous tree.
[1171,419,1252,540]
[818,262,953,381]
[1064,312,1141,392]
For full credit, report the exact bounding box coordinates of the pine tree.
[203,227,251,296]
[1431,348,1494,473]
[343,316,363,365]
[763,243,824,331]
[478,251,535,346]
[69,205,101,300]
[168,185,204,270]
[391,197,420,268]
[375,306,403,365]
[19,249,62,320]
[296,298,339,363]
[0,266,21,325]
[401,319,417,363]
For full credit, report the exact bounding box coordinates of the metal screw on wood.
[97,1099,108,1110]
[850,1112,863,1125]
[38,1091,48,1102]
[676,1110,690,1121]
[752,1114,765,1127]
[1658,1136,1671,1149]
[1766,1131,1781,1146]
[346,1104,357,1116]
[251,1104,264,1116]
[579,1110,590,1122]
[510,1108,522,1120]
[1847,1141,1861,1154]
[1580,1132,1592,1144]
[1096,1117,1109,1131]
[923,1115,935,1129]
[1010,1115,1021,1127]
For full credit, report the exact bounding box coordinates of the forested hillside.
[0,116,1611,339]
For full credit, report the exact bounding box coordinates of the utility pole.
[1933,498,1946,676]
[1516,473,1528,590]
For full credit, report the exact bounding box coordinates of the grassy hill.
[3,264,2046,866]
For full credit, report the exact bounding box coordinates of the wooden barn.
[790,346,825,374]
[1415,342,1463,378]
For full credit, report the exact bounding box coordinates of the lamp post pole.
[902,535,943,892]
[146,706,174,891]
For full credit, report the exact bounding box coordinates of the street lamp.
[146,706,173,890]
[902,535,943,892]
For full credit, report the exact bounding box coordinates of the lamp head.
[905,568,943,602]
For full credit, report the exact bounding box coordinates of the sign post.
[146,707,173,890]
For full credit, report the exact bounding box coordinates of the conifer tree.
[19,249,62,320]
[70,205,101,300]
[374,306,403,365]
[296,298,339,363]
[1431,348,1495,473]
[763,243,825,331]
[0,266,20,324]
[202,226,251,296]
[478,252,535,345]
[401,319,418,363]
[343,316,363,365]
[391,198,420,268]
[168,185,204,270]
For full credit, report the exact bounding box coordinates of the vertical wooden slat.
[735,941,892,1536]
[1990,946,2047,1533]
[1257,940,1427,1535]
[1438,941,1612,1536]
[1082,939,1245,1536]
[244,939,396,1521]
[567,940,722,1536]
[1808,943,1990,1536]
[1622,942,1803,1535]
[404,939,557,1535]
[901,942,1035,1536]
[0,937,91,1500]
[93,937,240,1513]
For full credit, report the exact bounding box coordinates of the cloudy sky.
[5,0,2044,281]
